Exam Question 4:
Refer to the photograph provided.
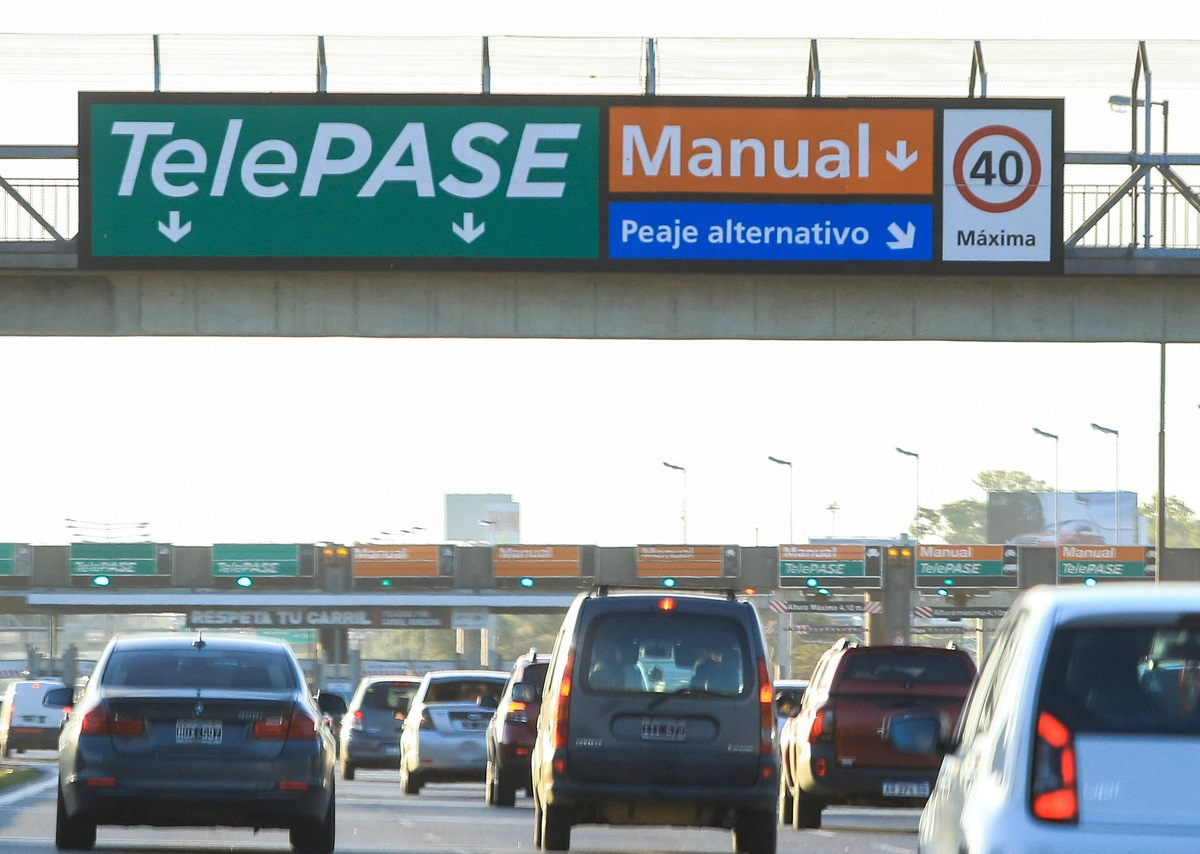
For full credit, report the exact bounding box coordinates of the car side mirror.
[881,712,948,755]
[512,682,539,703]
[316,690,348,715]
[43,686,74,708]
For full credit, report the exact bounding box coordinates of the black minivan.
[530,588,778,854]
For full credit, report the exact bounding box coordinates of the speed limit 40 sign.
[942,110,1057,263]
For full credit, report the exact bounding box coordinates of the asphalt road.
[0,755,919,854]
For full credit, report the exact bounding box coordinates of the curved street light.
[1091,422,1120,543]
[662,461,687,543]
[1033,428,1060,549]
[767,456,794,543]
[894,448,919,539]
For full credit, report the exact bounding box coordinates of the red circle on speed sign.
[952,124,1042,214]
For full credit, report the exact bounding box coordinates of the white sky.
[1,2,1198,548]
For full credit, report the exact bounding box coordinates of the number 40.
[969,150,1024,186]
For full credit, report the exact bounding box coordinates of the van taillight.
[807,704,833,743]
[79,706,143,737]
[505,701,529,724]
[757,658,774,755]
[552,651,574,752]
[1031,711,1078,823]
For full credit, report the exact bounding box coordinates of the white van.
[1,678,66,756]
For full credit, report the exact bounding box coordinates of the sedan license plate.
[882,781,930,797]
[641,717,686,742]
[176,719,223,745]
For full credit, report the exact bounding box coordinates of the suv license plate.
[176,719,223,745]
[882,781,929,797]
[641,717,686,742]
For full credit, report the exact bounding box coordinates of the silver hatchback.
[398,670,507,794]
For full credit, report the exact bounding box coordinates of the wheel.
[733,810,777,854]
[777,778,794,826]
[290,790,336,854]
[541,803,570,851]
[400,762,421,795]
[484,760,497,805]
[533,796,543,848]
[55,785,96,851]
[340,759,355,781]
[792,789,823,829]
[494,765,517,808]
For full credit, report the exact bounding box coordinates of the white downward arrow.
[157,210,192,242]
[452,212,485,243]
[886,141,919,171]
[886,221,916,250]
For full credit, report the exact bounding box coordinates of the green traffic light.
[1084,577,1098,587]
[235,576,253,588]
[805,578,818,588]
[936,588,949,597]
[519,577,535,588]
[943,578,955,586]
[381,579,392,587]
[91,575,111,587]
[662,577,677,588]
[817,587,830,596]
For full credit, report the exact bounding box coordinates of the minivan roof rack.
[831,636,860,651]
[593,584,743,600]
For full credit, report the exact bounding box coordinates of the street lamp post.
[894,448,919,539]
[1091,423,1121,543]
[478,519,496,546]
[662,461,687,543]
[1108,94,1170,249]
[826,502,840,537]
[767,456,794,543]
[1033,428,1060,549]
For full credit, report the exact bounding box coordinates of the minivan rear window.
[582,612,750,696]
[362,681,418,712]
[1039,624,1200,735]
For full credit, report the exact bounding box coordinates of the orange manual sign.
[637,545,725,577]
[609,107,934,195]
[493,545,582,577]
[351,544,440,577]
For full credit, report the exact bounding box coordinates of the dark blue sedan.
[48,634,340,852]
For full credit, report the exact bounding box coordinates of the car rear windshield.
[425,679,504,705]
[362,681,418,712]
[582,611,752,696]
[103,649,297,691]
[840,652,974,686]
[1039,624,1200,735]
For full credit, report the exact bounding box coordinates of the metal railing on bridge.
[2,35,1199,263]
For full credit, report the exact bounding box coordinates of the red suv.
[484,649,548,807]
[779,637,976,829]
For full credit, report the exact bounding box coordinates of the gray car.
[338,676,421,779]
[47,634,340,853]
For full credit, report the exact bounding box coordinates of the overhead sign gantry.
[79,93,1063,273]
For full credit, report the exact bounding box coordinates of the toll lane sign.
[82,96,599,262]
[80,94,1061,273]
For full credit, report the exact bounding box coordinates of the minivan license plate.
[176,719,222,744]
[641,717,686,741]
[882,781,929,797]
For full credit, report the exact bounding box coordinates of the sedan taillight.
[79,706,143,737]
[807,704,834,743]
[254,708,319,741]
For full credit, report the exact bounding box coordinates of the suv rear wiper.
[647,686,735,709]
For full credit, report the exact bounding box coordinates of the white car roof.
[1017,582,1200,623]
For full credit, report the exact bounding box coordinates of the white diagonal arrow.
[886,141,918,171]
[886,221,916,250]
[452,212,485,244]
[157,210,192,242]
